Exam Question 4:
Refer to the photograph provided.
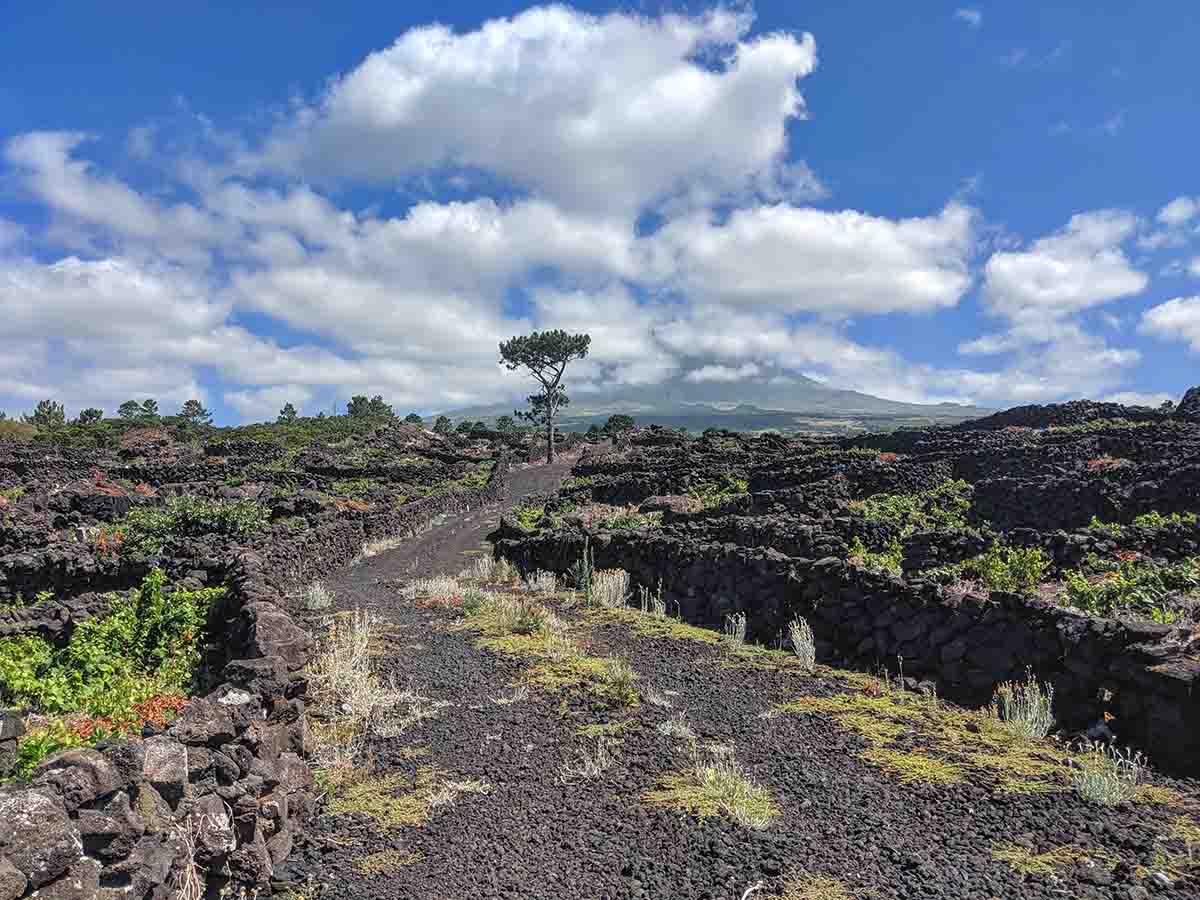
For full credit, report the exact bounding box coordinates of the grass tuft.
[859,748,964,784]
[1073,742,1144,805]
[643,746,779,830]
[780,874,855,900]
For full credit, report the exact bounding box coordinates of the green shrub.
[514,505,546,532]
[686,473,749,509]
[1086,516,1126,539]
[105,496,270,554]
[13,721,86,779]
[852,479,972,536]
[966,546,1048,594]
[0,569,224,717]
[1132,510,1198,529]
[331,478,379,498]
[0,486,25,502]
[1063,554,1200,622]
[847,536,903,576]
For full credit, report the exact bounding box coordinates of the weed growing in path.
[643,744,779,830]
[788,616,816,673]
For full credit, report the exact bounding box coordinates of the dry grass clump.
[403,575,460,602]
[722,612,747,649]
[559,736,620,784]
[600,656,639,707]
[355,848,424,875]
[637,581,667,617]
[301,579,334,611]
[1134,784,1189,806]
[307,610,448,761]
[656,712,696,741]
[788,616,815,673]
[643,745,779,830]
[1073,742,1144,805]
[356,534,407,562]
[468,555,495,582]
[524,569,559,594]
[591,568,630,608]
[990,670,1055,740]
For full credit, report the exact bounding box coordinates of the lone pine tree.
[499,330,590,463]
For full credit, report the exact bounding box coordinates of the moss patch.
[991,843,1117,876]
[321,765,489,830]
[354,848,425,875]
[780,875,856,900]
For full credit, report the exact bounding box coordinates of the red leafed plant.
[335,498,371,513]
[1086,456,1130,472]
[877,452,900,463]
[90,467,127,497]
[68,694,188,741]
[132,483,156,497]
[95,528,125,557]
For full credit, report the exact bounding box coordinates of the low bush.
[686,473,749,509]
[788,616,816,674]
[100,496,270,555]
[1073,742,1143,805]
[966,545,1048,594]
[1,569,223,774]
[1132,510,1198,529]
[991,671,1055,740]
[1063,553,1200,622]
[851,479,972,536]
[847,536,903,576]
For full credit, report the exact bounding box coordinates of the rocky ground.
[286,521,1200,899]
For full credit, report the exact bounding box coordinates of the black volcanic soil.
[284,458,1200,900]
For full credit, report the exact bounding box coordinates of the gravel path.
[284,454,1200,900]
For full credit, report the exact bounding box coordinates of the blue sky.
[2,1,1198,423]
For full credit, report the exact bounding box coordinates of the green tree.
[139,399,160,422]
[277,402,298,424]
[24,400,65,431]
[179,399,212,427]
[403,412,424,425]
[118,400,141,420]
[75,408,104,426]
[495,414,514,432]
[347,394,394,419]
[455,420,473,434]
[603,414,635,434]
[499,329,590,463]
[586,424,601,438]
[433,415,452,434]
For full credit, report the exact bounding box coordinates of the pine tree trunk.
[546,417,555,463]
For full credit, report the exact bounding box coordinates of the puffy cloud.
[249,6,817,215]
[1158,196,1200,227]
[4,132,232,265]
[1139,296,1200,352]
[224,385,314,419]
[685,363,763,383]
[954,8,983,28]
[648,203,974,315]
[980,210,1146,340]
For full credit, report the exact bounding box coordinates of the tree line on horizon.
[1,329,631,456]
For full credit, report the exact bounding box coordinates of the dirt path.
[326,453,578,595]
